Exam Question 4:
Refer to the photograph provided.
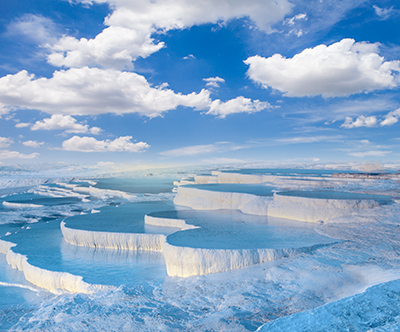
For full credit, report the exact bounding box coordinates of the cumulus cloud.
[62,136,150,152]
[0,68,270,119]
[206,96,272,118]
[341,115,378,128]
[47,0,292,69]
[48,27,163,70]
[203,77,225,88]
[22,140,44,148]
[0,67,211,117]
[341,108,400,128]
[245,38,400,97]
[0,150,39,159]
[31,115,101,134]
[0,137,13,149]
[159,142,242,157]
[381,108,400,126]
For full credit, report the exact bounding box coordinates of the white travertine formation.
[2,202,44,209]
[174,186,389,222]
[204,171,359,189]
[163,241,315,277]
[144,215,198,230]
[34,185,88,199]
[0,239,16,254]
[194,175,218,184]
[217,172,275,184]
[173,186,272,215]
[268,193,383,223]
[6,250,108,294]
[57,183,137,200]
[1,239,107,293]
[61,222,166,251]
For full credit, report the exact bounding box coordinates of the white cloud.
[245,38,400,97]
[0,103,10,118]
[341,108,400,128]
[327,98,396,120]
[348,150,391,157]
[47,0,293,69]
[105,0,292,32]
[7,14,58,44]
[341,115,378,128]
[160,142,242,157]
[288,28,304,37]
[62,136,150,152]
[380,115,398,126]
[0,67,211,117]
[0,137,13,149]
[22,140,44,148]
[15,122,30,128]
[0,68,269,119]
[48,27,163,70]
[203,77,225,88]
[206,97,271,118]
[285,13,307,26]
[183,54,195,60]
[373,5,396,20]
[0,150,39,160]
[381,108,400,126]
[31,115,102,134]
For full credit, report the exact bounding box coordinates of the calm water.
[183,183,276,196]
[222,168,361,177]
[277,190,393,201]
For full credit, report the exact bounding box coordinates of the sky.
[1,0,400,168]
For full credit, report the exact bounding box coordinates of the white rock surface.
[1,239,106,293]
[61,222,165,251]
[163,241,317,277]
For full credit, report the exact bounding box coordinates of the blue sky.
[1,0,400,168]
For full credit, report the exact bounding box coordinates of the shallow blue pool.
[222,168,360,177]
[183,183,276,196]
[64,200,176,233]
[149,209,337,250]
[277,190,393,201]
[5,217,168,286]
[92,177,178,194]
[1,193,83,209]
